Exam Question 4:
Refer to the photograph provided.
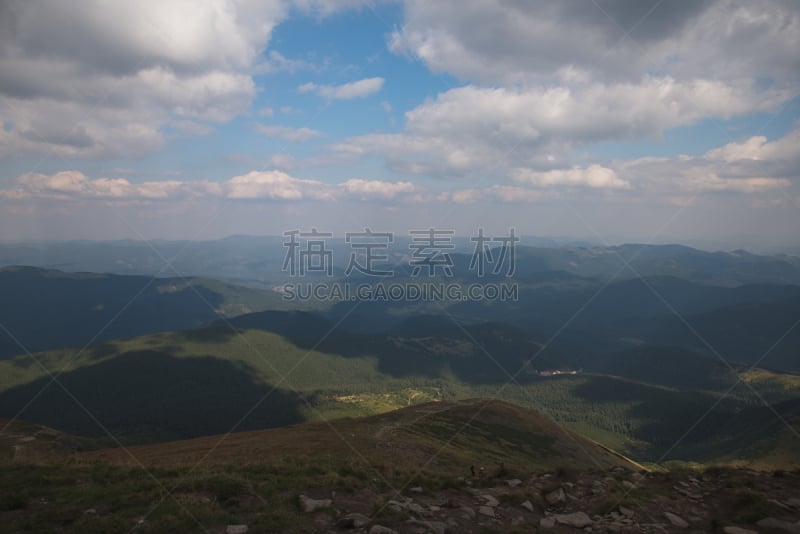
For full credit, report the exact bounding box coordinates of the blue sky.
[1,0,799,249]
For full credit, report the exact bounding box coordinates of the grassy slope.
[79,399,642,473]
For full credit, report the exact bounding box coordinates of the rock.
[226,526,248,534]
[621,480,636,490]
[663,512,689,528]
[511,517,525,526]
[478,505,495,518]
[769,498,793,511]
[460,506,476,519]
[410,486,423,493]
[386,500,404,512]
[298,494,332,513]
[407,502,426,515]
[787,498,800,508]
[337,513,370,529]
[723,527,758,534]
[545,487,566,505]
[540,517,556,528]
[507,478,523,487]
[521,500,534,512]
[619,506,634,518]
[482,494,500,507]
[554,511,593,528]
[84,508,97,515]
[369,526,398,534]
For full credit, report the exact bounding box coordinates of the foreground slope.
[80,399,643,474]
[3,403,800,533]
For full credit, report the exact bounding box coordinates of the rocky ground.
[285,467,800,534]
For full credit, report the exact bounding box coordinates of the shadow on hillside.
[215,307,559,384]
[569,375,734,459]
[0,269,232,358]
[0,349,307,443]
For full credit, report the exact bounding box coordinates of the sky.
[1,0,799,249]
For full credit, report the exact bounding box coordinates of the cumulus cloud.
[389,0,800,88]
[341,178,416,199]
[3,170,422,204]
[0,0,287,158]
[350,0,799,190]
[255,124,322,142]
[704,129,800,163]
[616,128,800,193]
[330,80,785,179]
[298,77,384,100]
[15,171,197,200]
[514,165,630,189]
[225,171,335,200]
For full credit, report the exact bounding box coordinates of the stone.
[410,486,423,493]
[336,513,370,529]
[521,500,534,512]
[369,526,398,534]
[482,494,500,507]
[226,526,248,534]
[619,506,634,518]
[545,487,566,505]
[407,502,426,515]
[84,508,97,515]
[460,506,476,519]
[540,517,556,528]
[507,478,523,487]
[621,480,636,490]
[298,494,331,513]
[663,512,689,528]
[554,511,593,528]
[478,505,495,518]
[386,499,404,512]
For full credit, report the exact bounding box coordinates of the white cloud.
[15,171,197,200]
[616,128,800,193]
[331,80,784,179]
[0,0,287,159]
[255,124,322,142]
[298,77,384,100]
[341,178,415,199]
[389,0,800,88]
[170,120,215,136]
[704,129,800,163]
[224,171,334,200]
[513,165,630,189]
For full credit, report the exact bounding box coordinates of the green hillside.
[1,317,798,466]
